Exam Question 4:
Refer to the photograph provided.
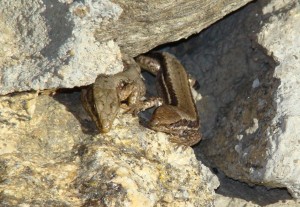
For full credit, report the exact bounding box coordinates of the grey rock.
[0,0,253,95]
[167,0,300,199]
[0,0,123,95]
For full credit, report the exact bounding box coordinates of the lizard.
[81,52,201,146]
[81,54,146,133]
[135,52,201,146]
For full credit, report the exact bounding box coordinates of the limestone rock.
[0,93,84,206]
[0,154,81,206]
[215,195,260,207]
[96,0,254,56]
[215,195,300,207]
[256,0,300,198]
[76,129,217,206]
[0,0,123,95]
[0,91,38,126]
[0,92,218,206]
[2,0,300,205]
[167,0,300,199]
[0,0,253,95]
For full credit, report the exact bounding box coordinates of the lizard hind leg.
[149,105,182,132]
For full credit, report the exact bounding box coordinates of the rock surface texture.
[256,0,300,198]
[1,0,300,206]
[0,93,218,206]
[163,0,300,200]
[0,0,123,95]
[214,195,300,207]
[0,0,252,95]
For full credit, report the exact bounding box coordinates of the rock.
[96,0,254,56]
[0,0,123,95]
[76,130,218,206]
[0,92,218,206]
[0,154,81,206]
[2,0,299,205]
[256,0,300,198]
[213,170,291,206]
[165,0,300,199]
[215,195,260,207]
[215,195,300,207]
[0,91,38,126]
[0,93,84,206]
[0,0,253,95]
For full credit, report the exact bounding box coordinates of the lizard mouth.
[98,120,111,133]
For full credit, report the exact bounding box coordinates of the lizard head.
[81,86,120,133]
[93,88,120,133]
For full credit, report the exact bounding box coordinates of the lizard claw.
[173,143,189,152]
[168,136,190,151]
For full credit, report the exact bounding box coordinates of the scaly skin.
[81,55,146,133]
[136,52,201,146]
[81,52,201,146]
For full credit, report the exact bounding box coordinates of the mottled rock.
[0,0,123,95]
[215,195,260,207]
[0,91,38,126]
[0,92,218,206]
[0,93,84,206]
[215,195,300,207]
[256,0,300,198]
[0,154,81,206]
[97,0,254,56]
[0,0,253,95]
[2,0,300,205]
[167,0,300,200]
[76,128,217,206]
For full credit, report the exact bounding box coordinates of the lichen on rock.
[75,118,218,206]
[0,92,218,206]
